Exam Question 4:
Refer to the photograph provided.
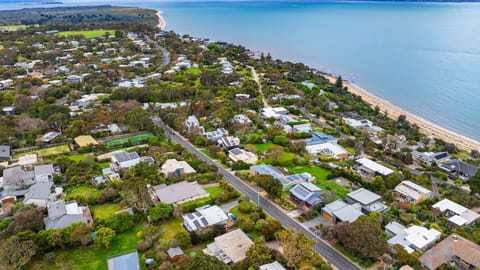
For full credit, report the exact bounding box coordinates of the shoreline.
[156,10,166,30]
[323,74,480,152]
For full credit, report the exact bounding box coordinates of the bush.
[181,198,214,213]
[237,200,254,214]
[98,212,136,233]
[136,241,151,252]
[235,217,255,232]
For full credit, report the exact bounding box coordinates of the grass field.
[105,133,154,149]
[27,224,143,270]
[0,25,28,31]
[253,143,275,152]
[205,186,224,198]
[288,166,349,197]
[57,30,114,39]
[91,203,124,220]
[160,218,186,243]
[65,186,103,203]
[15,145,70,159]
[68,153,95,162]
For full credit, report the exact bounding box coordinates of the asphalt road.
[144,34,170,66]
[152,117,361,270]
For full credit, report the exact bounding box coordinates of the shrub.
[136,241,151,252]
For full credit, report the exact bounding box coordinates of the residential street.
[152,117,361,270]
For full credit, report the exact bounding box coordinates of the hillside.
[0,5,158,26]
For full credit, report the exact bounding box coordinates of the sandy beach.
[324,75,480,152]
[156,10,166,30]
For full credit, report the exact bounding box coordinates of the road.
[152,117,361,270]
[248,66,268,107]
[144,34,170,66]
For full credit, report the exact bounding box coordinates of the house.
[345,188,388,214]
[394,180,433,204]
[1,166,35,196]
[23,181,54,207]
[0,79,14,89]
[38,131,61,143]
[306,142,349,159]
[204,128,228,141]
[250,164,313,190]
[107,251,140,270]
[74,135,98,148]
[432,199,480,227]
[344,117,384,134]
[306,132,337,145]
[67,75,82,84]
[232,114,252,126]
[355,157,394,179]
[260,261,286,270]
[151,181,209,204]
[160,159,196,176]
[34,164,54,182]
[108,123,128,134]
[412,151,450,166]
[203,229,253,264]
[284,123,313,134]
[321,200,364,223]
[419,234,480,270]
[184,115,205,134]
[439,159,479,181]
[102,167,120,181]
[183,205,229,232]
[228,148,258,164]
[261,107,288,119]
[289,182,322,208]
[43,200,92,230]
[110,151,141,171]
[0,145,11,161]
[385,222,441,253]
[217,136,240,149]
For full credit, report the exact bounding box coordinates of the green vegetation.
[160,218,186,243]
[105,133,155,149]
[65,186,103,203]
[0,25,28,31]
[205,185,224,198]
[14,145,70,159]
[289,166,348,197]
[57,30,114,39]
[253,143,275,152]
[91,203,124,220]
[27,224,143,270]
[67,153,93,162]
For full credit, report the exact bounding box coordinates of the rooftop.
[107,251,140,270]
[183,205,228,232]
[213,229,253,264]
[161,159,196,175]
[346,188,382,206]
[111,151,140,163]
[153,181,208,204]
[74,135,98,147]
[432,199,480,226]
[356,157,394,176]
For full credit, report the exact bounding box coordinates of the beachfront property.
[203,229,253,264]
[432,199,480,227]
[345,188,389,214]
[439,159,479,181]
[394,180,433,204]
[150,181,209,205]
[419,234,480,270]
[228,147,258,164]
[412,151,450,166]
[250,164,314,191]
[385,222,441,254]
[343,117,384,134]
[160,159,197,176]
[354,157,394,179]
[183,205,229,232]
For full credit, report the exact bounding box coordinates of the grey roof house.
[43,200,92,230]
[345,188,388,214]
[0,145,11,161]
[23,181,54,207]
[440,159,479,181]
[107,251,140,270]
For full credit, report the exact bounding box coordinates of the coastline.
[156,10,166,30]
[324,75,480,152]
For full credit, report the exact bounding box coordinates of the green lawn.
[262,152,298,164]
[65,186,103,203]
[27,224,143,270]
[183,67,201,75]
[57,30,114,39]
[161,218,186,242]
[14,145,70,158]
[252,143,275,152]
[288,166,349,197]
[205,186,224,198]
[91,203,124,220]
[68,153,94,162]
[0,25,28,31]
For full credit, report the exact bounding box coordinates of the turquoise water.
[3,1,480,142]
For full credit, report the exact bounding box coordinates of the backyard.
[288,165,349,197]
[90,203,124,220]
[14,144,70,158]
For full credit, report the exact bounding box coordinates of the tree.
[470,171,480,195]
[125,107,153,131]
[129,162,163,185]
[95,227,116,248]
[334,76,343,88]
[331,216,388,260]
[267,145,284,162]
[174,230,191,248]
[185,253,230,270]
[384,172,403,189]
[276,229,327,269]
[255,174,282,199]
[149,203,174,222]
[65,120,89,138]
[245,238,272,268]
[69,223,93,247]
[121,175,152,216]
[0,236,37,270]
[47,113,69,132]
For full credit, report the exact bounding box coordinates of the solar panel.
[193,220,201,229]
[200,217,208,226]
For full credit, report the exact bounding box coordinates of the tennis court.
[104,133,155,149]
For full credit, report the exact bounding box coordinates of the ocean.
[2,1,480,142]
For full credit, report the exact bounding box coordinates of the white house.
[355,157,394,178]
[228,148,258,164]
[183,205,228,232]
[432,199,480,227]
[110,151,141,171]
[306,142,349,159]
[394,180,433,204]
[386,222,441,253]
[161,159,196,176]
